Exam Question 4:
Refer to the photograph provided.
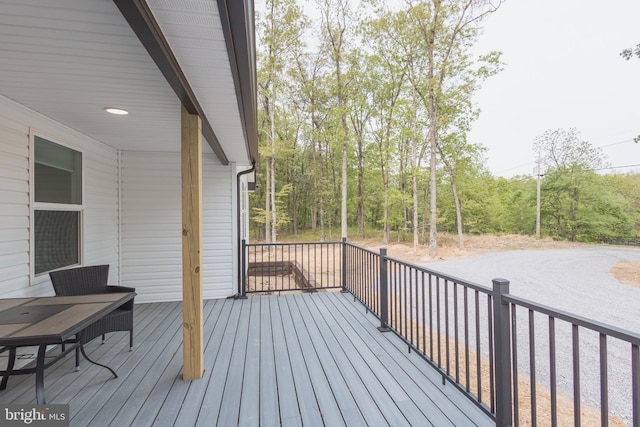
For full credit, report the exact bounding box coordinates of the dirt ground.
[611,261,640,287]
[350,233,640,287]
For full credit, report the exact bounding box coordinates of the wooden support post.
[181,104,203,380]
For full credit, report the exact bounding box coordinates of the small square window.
[34,136,82,204]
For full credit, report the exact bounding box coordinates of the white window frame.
[29,131,84,282]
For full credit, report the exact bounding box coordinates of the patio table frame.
[0,292,136,404]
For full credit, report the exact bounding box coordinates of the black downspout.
[235,162,256,299]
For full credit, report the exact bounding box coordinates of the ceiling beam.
[217,0,259,165]
[113,0,229,165]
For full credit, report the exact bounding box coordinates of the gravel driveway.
[428,246,640,330]
[426,246,640,424]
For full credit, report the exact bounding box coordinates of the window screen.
[33,137,82,275]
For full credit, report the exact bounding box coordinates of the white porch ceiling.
[0,0,250,163]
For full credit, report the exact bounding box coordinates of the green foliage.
[531,128,634,243]
[252,183,293,230]
[539,166,634,243]
[498,177,537,235]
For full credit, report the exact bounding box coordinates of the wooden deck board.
[278,295,325,427]
[108,300,221,427]
[295,298,369,427]
[0,292,494,427]
[207,298,249,427]
[285,294,346,427]
[169,298,224,424]
[302,293,415,427]
[130,301,210,427]
[329,291,495,427]
[237,295,261,427]
[295,294,378,427]
[268,296,300,424]
[258,296,280,427]
[85,303,185,426]
[71,302,184,426]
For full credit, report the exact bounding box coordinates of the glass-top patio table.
[0,293,135,404]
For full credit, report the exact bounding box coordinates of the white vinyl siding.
[0,123,30,296]
[82,142,119,273]
[202,155,235,299]
[120,151,235,303]
[120,152,182,302]
[0,95,119,297]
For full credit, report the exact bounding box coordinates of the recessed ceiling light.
[105,107,129,115]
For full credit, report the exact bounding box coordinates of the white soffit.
[148,0,248,163]
[0,0,183,152]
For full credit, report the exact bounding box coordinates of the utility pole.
[536,154,542,239]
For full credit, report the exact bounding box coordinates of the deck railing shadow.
[243,239,640,426]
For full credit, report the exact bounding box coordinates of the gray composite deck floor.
[0,292,494,426]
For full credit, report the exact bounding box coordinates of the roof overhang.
[0,0,258,165]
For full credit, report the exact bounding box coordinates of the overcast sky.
[468,0,640,177]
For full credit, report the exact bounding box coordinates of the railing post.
[378,248,390,332]
[239,239,248,299]
[341,237,349,293]
[493,278,513,427]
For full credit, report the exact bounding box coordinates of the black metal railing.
[242,240,343,295]
[344,241,381,314]
[345,242,499,417]
[503,293,640,427]
[242,239,640,426]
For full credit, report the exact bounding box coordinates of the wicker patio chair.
[49,265,135,350]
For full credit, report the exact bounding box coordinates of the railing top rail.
[344,242,379,256]
[246,241,343,247]
[383,254,492,295]
[344,241,491,294]
[504,293,640,345]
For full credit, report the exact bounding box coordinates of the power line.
[495,161,535,174]
[592,163,640,171]
[494,138,638,175]
[596,138,636,149]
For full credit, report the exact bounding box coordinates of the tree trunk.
[265,139,272,243]
[422,185,428,244]
[438,145,464,249]
[342,136,348,240]
[411,94,420,252]
[428,132,437,257]
[270,100,277,244]
[413,173,419,251]
[337,53,349,241]
[357,135,365,236]
[427,2,439,257]
[452,178,464,249]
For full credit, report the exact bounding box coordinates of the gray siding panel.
[120,151,182,302]
[202,155,234,298]
[0,123,30,295]
[121,151,235,302]
[83,140,119,278]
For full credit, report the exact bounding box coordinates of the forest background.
[250,0,640,254]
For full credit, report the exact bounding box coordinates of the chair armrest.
[105,286,135,311]
[105,285,136,293]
